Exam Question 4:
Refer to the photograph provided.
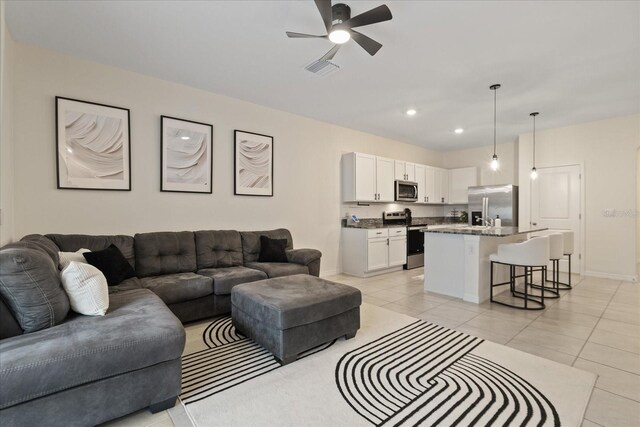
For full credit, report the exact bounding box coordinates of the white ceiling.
[6,1,640,151]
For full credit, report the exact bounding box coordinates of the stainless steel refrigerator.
[468,185,519,226]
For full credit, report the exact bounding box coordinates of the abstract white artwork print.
[64,112,125,179]
[234,130,273,196]
[56,97,130,190]
[161,116,212,193]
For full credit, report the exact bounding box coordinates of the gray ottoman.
[231,274,361,365]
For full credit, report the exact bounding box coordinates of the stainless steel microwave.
[395,180,418,202]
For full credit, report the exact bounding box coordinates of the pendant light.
[489,84,501,171]
[530,112,539,180]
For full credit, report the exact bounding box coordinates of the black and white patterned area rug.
[179,304,595,427]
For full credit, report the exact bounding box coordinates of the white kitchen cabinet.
[342,227,407,277]
[394,161,416,182]
[342,153,394,202]
[414,164,437,204]
[449,167,478,204]
[367,238,389,271]
[434,168,449,204]
[388,236,408,266]
[376,157,395,202]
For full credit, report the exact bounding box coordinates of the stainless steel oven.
[395,180,418,202]
[405,226,425,269]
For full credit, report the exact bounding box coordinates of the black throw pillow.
[83,244,136,286]
[258,236,288,263]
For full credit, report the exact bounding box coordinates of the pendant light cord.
[493,88,497,156]
[530,112,539,169]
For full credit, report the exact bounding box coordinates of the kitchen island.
[422,226,547,303]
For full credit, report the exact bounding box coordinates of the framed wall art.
[234,130,274,197]
[161,116,213,193]
[55,96,131,190]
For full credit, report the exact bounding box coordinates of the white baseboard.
[584,270,638,282]
[319,269,338,278]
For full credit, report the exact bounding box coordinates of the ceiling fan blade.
[319,44,341,61]
[314,0,333,33]
[343,4,392,29]
[349,29,383,56]
[286,31,327,38]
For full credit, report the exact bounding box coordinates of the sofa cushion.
[58,248,90,270]
[108,277,143,295]
[197,266,268,295]
[61,262,109,316]
[0,289,185,410]
[244,262,309,278]
[231,274,362,329]
[195,230,243,270]
[83,244,136,286]
[240,229,293,263]
[258,236,288,263]
[134,232,197,277]
[140,273,213,305]
[46,234,135,269]
[0,245,70,333]
[20,234,61,266]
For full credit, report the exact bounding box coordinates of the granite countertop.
[421,226,549,237]
[342,217,465,229]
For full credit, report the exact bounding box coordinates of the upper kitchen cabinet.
[449,167,478,204]
[394,160,416,182]
[414,164,436,204]
[434,167,450,204]
[342,152,394,202]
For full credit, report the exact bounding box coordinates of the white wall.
[10,42,444,275]
[441,141,519,186]
[518,114,640,280]
[0,1,15,245]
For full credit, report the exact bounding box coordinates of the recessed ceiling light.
[181,136,190,140]
[454,128,464,134]
[406,109,417,116]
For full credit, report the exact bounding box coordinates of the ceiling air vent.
[304,59,340,76]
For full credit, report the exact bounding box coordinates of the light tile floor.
[104,268,639,427]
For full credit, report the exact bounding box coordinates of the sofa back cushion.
[0,244,70,333]
[46,234,135,268]
[240,229,293,263]
[195,230,243,269]
[135,231,197,277]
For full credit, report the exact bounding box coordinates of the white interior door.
[531,165,581,273]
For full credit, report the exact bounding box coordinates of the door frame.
[529,163,585,275]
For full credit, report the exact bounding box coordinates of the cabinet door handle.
[387,238,389,245]
[376,232,383,235]
[427,196,429,202]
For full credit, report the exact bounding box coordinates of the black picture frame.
[234,130,274,197]
[160,116,213,194]
[55,96,131,191]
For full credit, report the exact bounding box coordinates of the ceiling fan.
[286,0,393,63]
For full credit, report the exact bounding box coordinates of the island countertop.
[421,226,548,237]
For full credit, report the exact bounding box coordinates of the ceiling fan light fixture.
[328,28,351,44]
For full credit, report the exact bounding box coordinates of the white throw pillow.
[58,248,91,270]
[60,261,109,316]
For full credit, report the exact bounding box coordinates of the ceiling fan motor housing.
[332,3,351,25]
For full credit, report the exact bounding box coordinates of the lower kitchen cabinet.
[342,227,407,277]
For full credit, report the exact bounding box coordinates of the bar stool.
[530,233,565,299]
[489,236,549,310]
[557,231,574,290]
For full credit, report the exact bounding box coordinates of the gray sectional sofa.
[0,228,321,426]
